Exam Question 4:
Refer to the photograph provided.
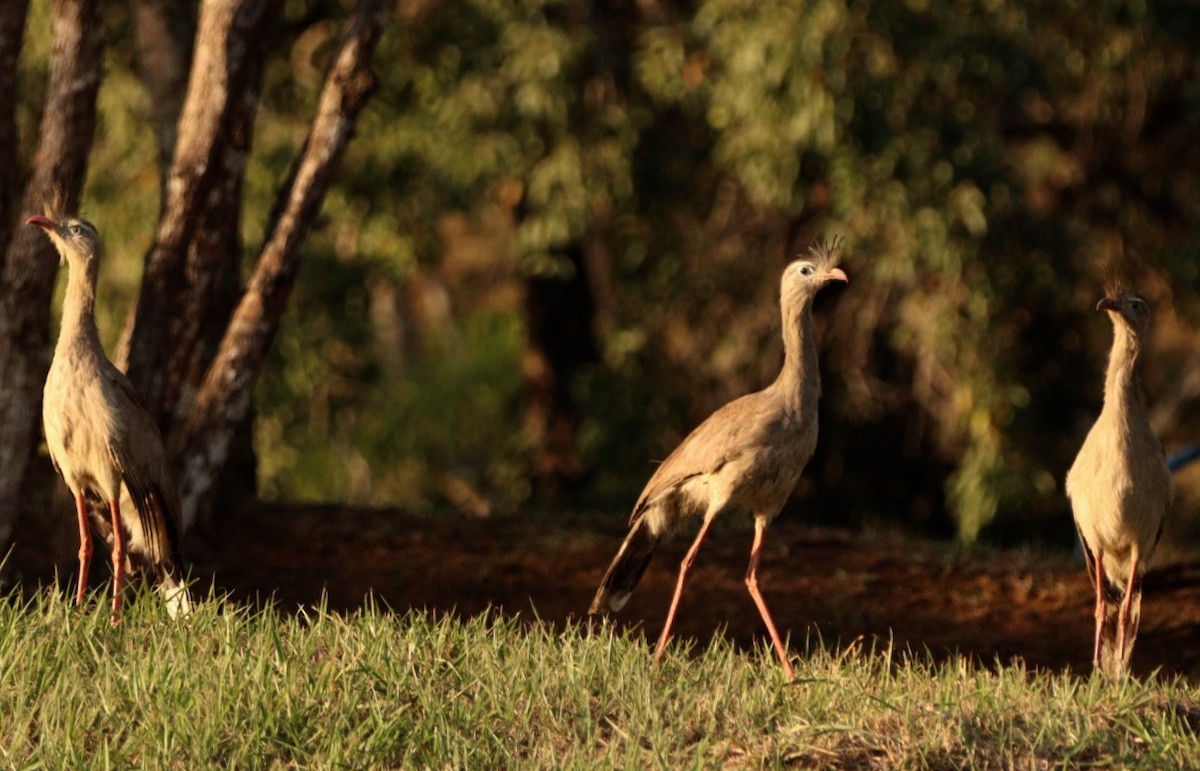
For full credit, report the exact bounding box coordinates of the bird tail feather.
[156,569,194,619]
[589,518,659,615]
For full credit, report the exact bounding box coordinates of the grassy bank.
[1,590,1197,768]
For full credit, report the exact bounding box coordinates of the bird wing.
[42,381,64,476]
[110,444,183,568]
[1074,521,1101,592]
[103,365,185,570]
[108,366,146,412]
[630,391,782,522]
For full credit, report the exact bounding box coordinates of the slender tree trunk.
[129,0,266,525]
[0,0,105,547]
[133,0,195,183]
[121,0,281,428]
[522,242,600,497]
[173,0,391,531]
[178,77,265,528]
[516,0,632,499]
[0,1,30,263]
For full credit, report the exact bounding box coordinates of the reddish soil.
[160,502,1200,679]
[8,496,1200,677]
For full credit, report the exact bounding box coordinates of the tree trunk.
[0,0,105,547]
[177,74,266,530]
[0,1,30,263]
[133,0,195,182]
[522,243,600,497]
[121,0,281,429]
[173,0,391,531]
[128,0,272,527]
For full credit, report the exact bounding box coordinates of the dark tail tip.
[589,520,658,615]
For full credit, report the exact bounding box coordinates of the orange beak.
[829,267,849,284]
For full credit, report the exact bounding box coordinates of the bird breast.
[1066,414,1171,577]
[44,352,126,501]
[725,444,811,512]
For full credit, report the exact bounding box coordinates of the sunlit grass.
[1,589,1197,768]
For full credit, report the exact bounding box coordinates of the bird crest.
[804,235,844,272]
[1101,262,1133,302]
[40,186,69,223]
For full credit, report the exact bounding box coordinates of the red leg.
[653,515,716,662]
[108,499,126,625]
[1115,554,1140,667]
[73,492,92,607]
[1091,551,1105,669]
[745,517,794,681]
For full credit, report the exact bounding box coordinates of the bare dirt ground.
[152,501,1200,680]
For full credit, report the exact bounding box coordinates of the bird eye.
[69,225,82,235]
[798,264,815,277]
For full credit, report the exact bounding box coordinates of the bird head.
[25,214,102,268]
[1097,285,1152,336]
[781,236,849,308]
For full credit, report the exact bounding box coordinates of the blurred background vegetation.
[16,0,1200,543]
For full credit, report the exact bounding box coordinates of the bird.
[588,238,848,680]
[1065,282,1172,677]
[28,212,192,623]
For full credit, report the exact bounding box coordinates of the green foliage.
[823,0,1200,538]
[692,0,842,208]
[3,591,1200,767]
[17,0,1200,535]
[257,295,529,510]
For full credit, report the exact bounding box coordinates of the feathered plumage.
[1066,283,1171,677]
[30,213,192,621]
[589,238,848,680]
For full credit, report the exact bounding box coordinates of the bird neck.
[57,261,102,352]
[773,299,820,412]
[1102,323,1145,415]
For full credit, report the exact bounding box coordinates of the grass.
[1,589,1198,768]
